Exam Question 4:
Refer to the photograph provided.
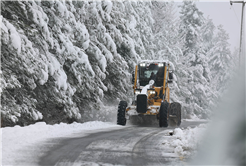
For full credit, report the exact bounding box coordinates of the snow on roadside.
[183,118,209,122]
[162,124,208,158]
[1,121,121,165]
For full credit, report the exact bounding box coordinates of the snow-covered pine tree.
[1,0,155,126]
[200,17,216,53]
[1,0,236,126]
[207,25,232,94]
[177,1,215,119]
[179,1,204,55]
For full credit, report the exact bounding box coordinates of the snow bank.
[1,121,120,165]
[162,124,207,158]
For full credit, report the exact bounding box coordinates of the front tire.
[159,101,169,127]
[117,101,127,126]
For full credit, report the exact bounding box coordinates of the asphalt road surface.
[39,120,206,166]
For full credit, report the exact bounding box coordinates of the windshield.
[139,63,164,86]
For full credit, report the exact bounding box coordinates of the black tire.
[177,103,181,126]
[117,101,127,126]
[159,101,169,127]
[169,102,181,126]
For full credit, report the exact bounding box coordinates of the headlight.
[158,63,164,67]
[140,63,145,67]
[135,90,141,95]
[148,90,156,95]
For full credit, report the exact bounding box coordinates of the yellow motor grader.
[117,60,181,127]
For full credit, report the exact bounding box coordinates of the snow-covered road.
[1,120,207,166]
[41,127,176,166]
[1,121,122,165]
[40,120,207,166]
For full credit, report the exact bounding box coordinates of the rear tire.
[177,103,181,126]
[169,102,181,126]
[117,101,127,126]
[159,101,169,127]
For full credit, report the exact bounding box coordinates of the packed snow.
[162,124,207,158]
[1,121,122,165]
[1,120,208,165]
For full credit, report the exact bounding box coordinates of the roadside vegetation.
[1,1,237,127]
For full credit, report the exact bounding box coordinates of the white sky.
[175,0,244,51]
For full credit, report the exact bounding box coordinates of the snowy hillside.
[1,1,236,126]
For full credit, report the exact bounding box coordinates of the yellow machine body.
[126,60,172,116]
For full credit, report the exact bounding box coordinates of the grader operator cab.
[117,60,181,127]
